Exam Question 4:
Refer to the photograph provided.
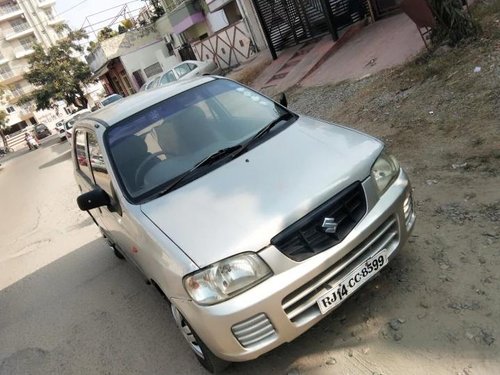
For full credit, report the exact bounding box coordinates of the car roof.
[67,109,91,120]
[85,76,216,127]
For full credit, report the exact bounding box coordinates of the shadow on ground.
[38,150,71,170]
[0,237,464,375]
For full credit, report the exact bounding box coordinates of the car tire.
[170,304,230,374]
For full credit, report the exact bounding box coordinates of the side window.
[160,70,176,85]
[174,63,190,78]
[187,63,197,71]
[88,132,112,196]
[75,129,92,180]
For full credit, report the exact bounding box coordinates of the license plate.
[317,249,389,314]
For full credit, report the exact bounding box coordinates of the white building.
[0,0,64,130]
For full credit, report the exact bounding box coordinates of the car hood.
[141,116,383,268]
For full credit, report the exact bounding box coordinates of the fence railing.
[0,3,21,16]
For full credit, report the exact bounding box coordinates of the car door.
[74,129,106,229]
[86,131,148,273]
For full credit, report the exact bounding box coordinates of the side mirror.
[279,93,288,108]
[77,188,110,211]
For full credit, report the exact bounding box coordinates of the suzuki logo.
[322,217,338,234]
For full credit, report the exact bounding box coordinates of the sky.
[55,0,145,39]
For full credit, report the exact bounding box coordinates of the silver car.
[72,77,415,373]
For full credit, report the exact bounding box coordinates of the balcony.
[0,67,28,85]
[37,0,56,8]
[47,16,64,26]
[14,46,35,59]
[5,23,35,41]
[205,0,233,12]
[0,4,23,22]
[168,0,205,34]
[7,85,33,104]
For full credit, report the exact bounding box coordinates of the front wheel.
[170,304,230,373]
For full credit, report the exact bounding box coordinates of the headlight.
[184,253,272,305]
[371,152,400,194]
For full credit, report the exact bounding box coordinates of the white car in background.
[141,60,222,91]
[65,109,91,145]
[55,120,67,141]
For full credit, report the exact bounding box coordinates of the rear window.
[101,95,122,106]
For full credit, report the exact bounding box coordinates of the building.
[86,0,268,95]
[86,24,179,95]
[157,0,267,68]
[0,0,64,130]
[244,0,400,59]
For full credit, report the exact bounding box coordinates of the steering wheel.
[134,151,166,188]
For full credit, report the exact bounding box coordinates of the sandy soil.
[283,2,500,373]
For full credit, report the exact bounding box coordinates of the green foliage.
[120,18,135,30]
[22,24,91,110]
[98,27,118,42]
[429,0,480,45]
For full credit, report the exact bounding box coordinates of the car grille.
[271,182,367,261]
[282,216,399,324]
[231,313,277,348]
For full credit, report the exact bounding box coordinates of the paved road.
[0,136,319,375]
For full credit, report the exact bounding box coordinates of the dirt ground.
[278,1,499,373]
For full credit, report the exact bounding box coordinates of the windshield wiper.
[156,145,242,196]
[232,112,295,159]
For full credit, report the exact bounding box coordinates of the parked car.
[34,123,51,140]
[72,77,415,373]
[55,120,67,141]
[142,60,222,91]
[65,109,91,145]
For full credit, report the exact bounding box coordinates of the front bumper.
[174,170,415,362]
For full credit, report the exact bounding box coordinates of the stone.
[326,357,337,365]
[393,332,403,341]
[481,330,495,346]
[389,319,401,331]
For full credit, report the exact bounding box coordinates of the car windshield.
[107,79,290,201]
[147,77,161,90]
[35,125,45,131]
[160,70,177,86]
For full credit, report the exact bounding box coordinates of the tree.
[428,0,479,45]
[22,24,92,110]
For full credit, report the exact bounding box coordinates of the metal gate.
[253,0,368,59]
